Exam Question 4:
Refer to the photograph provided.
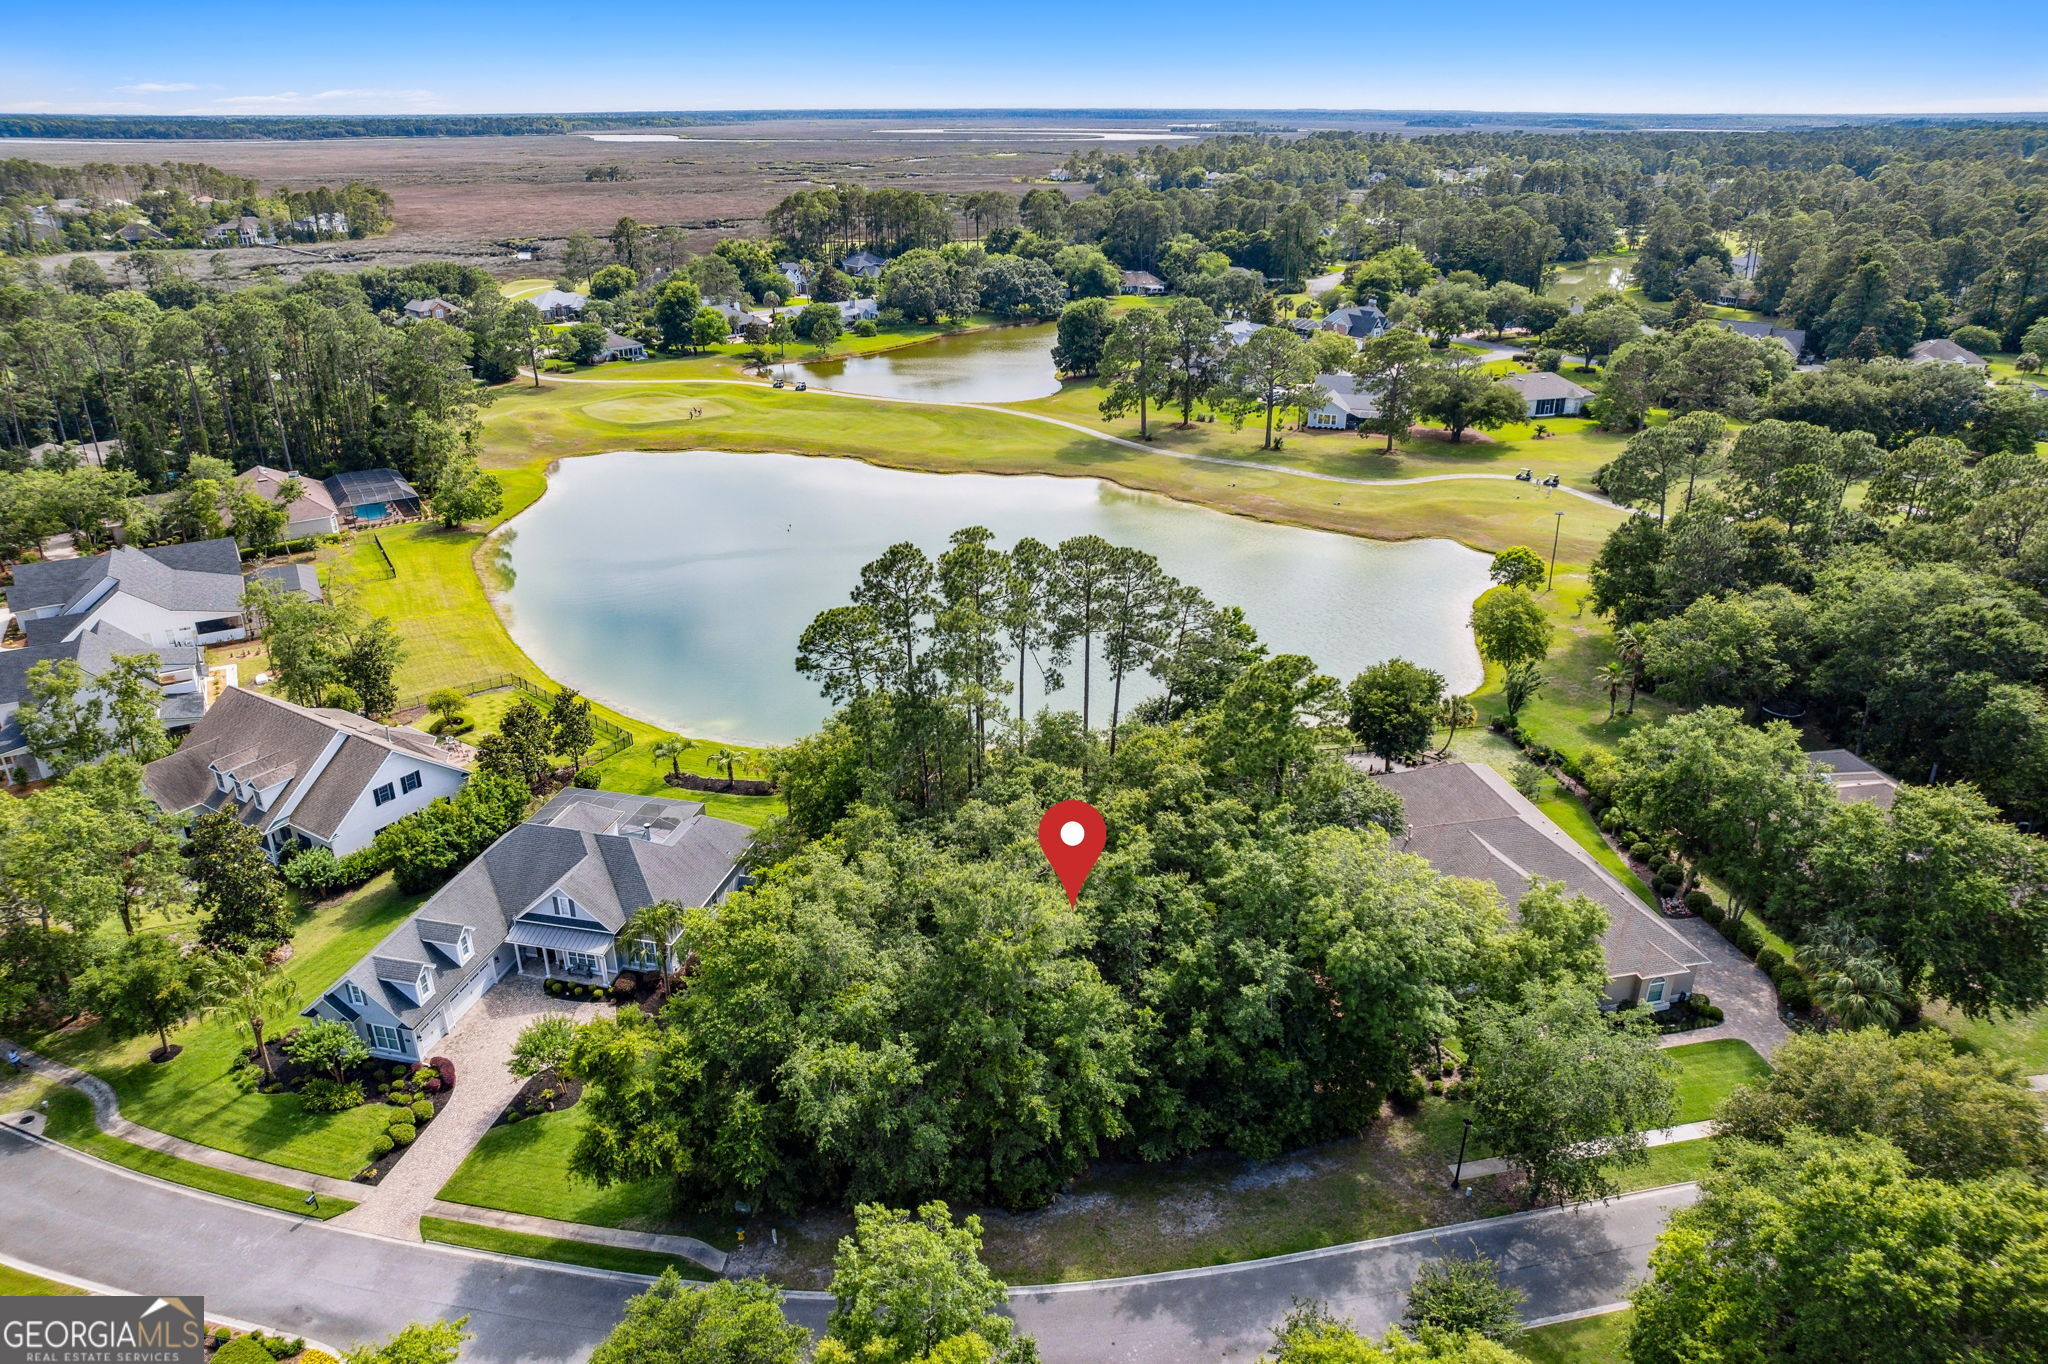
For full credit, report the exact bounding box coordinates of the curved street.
[0,1129,1689,1362]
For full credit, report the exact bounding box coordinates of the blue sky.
[6,2,2044,118]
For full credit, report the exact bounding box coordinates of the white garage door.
[443,955,500,1028]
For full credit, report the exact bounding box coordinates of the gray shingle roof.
[245,563,323,602]
[1501,371,1594,402]
[1373,763,1706,985]
[1907,337,1987,366]
[9,538,243,617]
[1808,749,1899,809]
[237,465,338,522]
[1718,320,1808,359]
[143,687,462,839]
[1313,372,1381,420]
[315,788,751,1030]
[0,616,201,716]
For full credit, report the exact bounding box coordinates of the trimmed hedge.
[411,1099,436,1123]
[429,1055,456,1090]
[370,1134,394,1156]
[389,1123,417,1145]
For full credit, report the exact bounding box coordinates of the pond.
[498,451,1492,745]
[786,324,1058,404]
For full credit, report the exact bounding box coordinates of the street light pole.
[1547,509,1565,591]
[1451,1116,1473,1189]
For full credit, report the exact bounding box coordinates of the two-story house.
[302,789,752,1061]
[142,686,469,859]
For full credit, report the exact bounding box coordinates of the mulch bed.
[148,1044,183,1064]
[493,1071,582,1129]
[664,771,775,797]
[352,1062,456,1185]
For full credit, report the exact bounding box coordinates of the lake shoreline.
[489,449,1491,747]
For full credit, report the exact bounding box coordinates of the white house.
[203,216,271,247]
[236,466,342,539]
[402,298,460,321]
[1302,302,1389,343]
[597,331,647,362]
[301,789,752,1061]
[834,297,880,325]
[777,261,810,294]
[532,288,587,321]
[1120,270,1167,295]
[0,620,211,783]
[8,538,252,650]
[1500,371,1594,418]
[1304,372,1380,430]
[143,686,469,861]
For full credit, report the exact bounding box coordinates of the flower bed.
[351,1060,455,1185]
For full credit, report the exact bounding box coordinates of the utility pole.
[1547,509,1565,591]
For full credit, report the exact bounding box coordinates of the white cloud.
[198,87,446,113]
[117,81,199,93]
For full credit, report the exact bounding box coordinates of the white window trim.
[344,981,365,1007]
[368,1023,403,1053]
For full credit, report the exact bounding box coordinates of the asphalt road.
[0,1131,1691,1362]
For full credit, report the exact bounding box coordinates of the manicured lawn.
[25,1083,354,1218]
[0,1263,88,1296]
[32,877,427,1180]
[418,1215,712,1280]
[340,510,774,828]
[437,1104,734,1249]
[1661,1040,1770,1124]
[1534,783,1655,906]
[1522,1309,1633,1364]
[1931,1004,2048,1073]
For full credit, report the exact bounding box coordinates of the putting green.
[580,394,736,425]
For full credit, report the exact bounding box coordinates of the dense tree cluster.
[1,157,392,255]
[0,256,503,497]
[562,535,1614,1213]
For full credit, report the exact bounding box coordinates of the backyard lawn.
[32,876,426,1180]
[1664,1040,1770,1124]
[1931,1003,2048,1073]
[1533,783,1654,905]
[418,1215,712,1280]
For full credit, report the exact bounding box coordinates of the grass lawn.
[437,1104,735,1250]
[418,1215,712,1280]
[17,1082,355,1218]
[1661,1040,1770,1124]
[1534,782,1654,905]
[0,1263,88,1296]
[31,877,427,1180]
[1930,1004,2048,1073]
[1522,1309,1633,1363]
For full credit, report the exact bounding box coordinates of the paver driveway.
[333,974,601,1239]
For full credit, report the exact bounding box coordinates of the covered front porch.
[506,920,617,983]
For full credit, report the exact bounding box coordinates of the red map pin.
[1038,800,1107,906]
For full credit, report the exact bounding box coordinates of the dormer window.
[457,926,474,963]
[344,982,365,1007]
[417,970,434,1000]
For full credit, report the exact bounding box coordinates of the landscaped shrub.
[1628,842,1653,861]
[422,1077,442,1093]
[1689,992,1711,1010]
[281,847,345,895]
[1444,1082,1464,1101]
[1776,975,1812,1012]
[1699,900,1725,926]
[371,1134,394,1156]
[387,1107,413,1127]
[1756,947,1786,976]
[298,1079,364,1113]
[430,1056,455,1090]
[1390,1073,1426,1113]
[1683,890,1714,914]
[300,1353,340,1364]
[389,1064,408,1079]
[572,768,601,788]
[505,1110,524,1123]
[411,1099,435,1123]
[1722,916,1763,957]
[209,1336,276,1364]
[1697,1004,1724,1024]
[389,1123,416,1145]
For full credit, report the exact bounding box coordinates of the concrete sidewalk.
[426,1201,726,1273]
[1450,1120,1715,1182]
[1,1039,359,1200]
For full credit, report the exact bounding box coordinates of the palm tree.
[1435,693,1477,756]
[1613,626,1646,714]
[651,737,694,781]
[710,747,744,789]
[1803,923,1904,1031]
[620,900,691,986]
[1596,661,1629,720]
[199,952,301,1079]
